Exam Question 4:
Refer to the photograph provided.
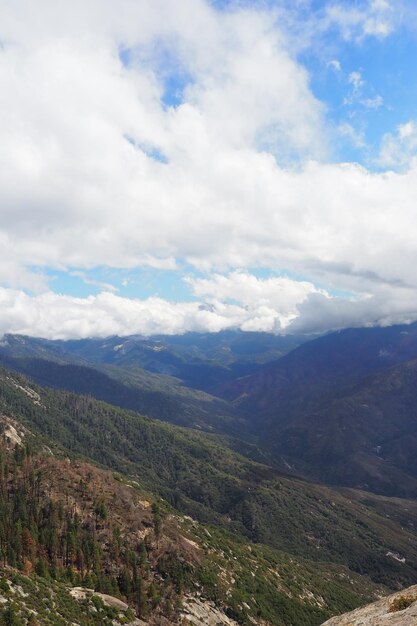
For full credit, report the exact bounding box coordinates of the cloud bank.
[1,273,417,338]
[0,0,417,337]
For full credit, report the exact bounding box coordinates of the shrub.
[389,595,417,612]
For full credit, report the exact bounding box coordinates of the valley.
[1,326,417,624]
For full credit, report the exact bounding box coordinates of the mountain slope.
[218,322,417,413]
[0,350,245,435]
[1,436,343,626]
[0,396,389,626]
[253,356,417,497]
[1,369,417,593]
[216,323,417,497]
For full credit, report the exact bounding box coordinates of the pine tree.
[0,603,24,626]
[151,503,162,540]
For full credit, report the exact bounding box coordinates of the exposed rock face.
[70,587,130,611]
[321,585,417,625]
[181,596,240,626]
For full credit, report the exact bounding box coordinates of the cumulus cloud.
[1,276,417,339]
[187,271,326,328]
[0,0,326,277]
[0,0,417,338]
[0,285,301,338]
[0,272,329,338]
[289,284,417,334]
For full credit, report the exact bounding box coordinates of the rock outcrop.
[181,597,240,626]
[321,585,417,625]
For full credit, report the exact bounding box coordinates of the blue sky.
[303,10,417,165]
[1,0,417,338]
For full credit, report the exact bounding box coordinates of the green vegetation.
[1,370,417,592]
[0,352,244,435]
[181,520,386,626]
[2,328,417,624]
[0,436,386,626]
[388,594,417,612]
[2,368,417,624]
[0,572,138,625]
[0,443,154,617]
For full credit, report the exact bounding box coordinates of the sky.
[1,0,417,338]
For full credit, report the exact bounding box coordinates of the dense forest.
[0,439,181,622]
[0,435,382,626]
[0,371,416,590]
[0,369,398,625]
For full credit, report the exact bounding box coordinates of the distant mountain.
[3,328,417,624]
[218,322,417,409]
[0,330,309,439]
[0,330,306,392]
[219,323,417,496]
[249,356,417,495]
[5,326,417,498]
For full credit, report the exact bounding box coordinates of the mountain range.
[3,324,417,495]
[1,325,417,623]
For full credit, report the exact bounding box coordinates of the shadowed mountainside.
[217,323,417,496]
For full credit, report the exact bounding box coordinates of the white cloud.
[338,122,366,148]
[378,120,417,169]
[328,59,341,72]
[399,121,417,140]
[1,276,417,339]
[344,72,383,110]
[289,284,417,334]
[343,69,383,110]
[325,0,394,41]
[362,94,384,109]
[0,285,305,338]
[0,0,416,337]
[0,0,326,279]
[187,271,326,328]
[69,271,119,294]
[348,71,364,90]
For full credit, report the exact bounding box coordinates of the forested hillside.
[0,350,243,435]
[216,323,417,497]
[3,326,417,624]
[0,374,390,626]
[1,370,417,591]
